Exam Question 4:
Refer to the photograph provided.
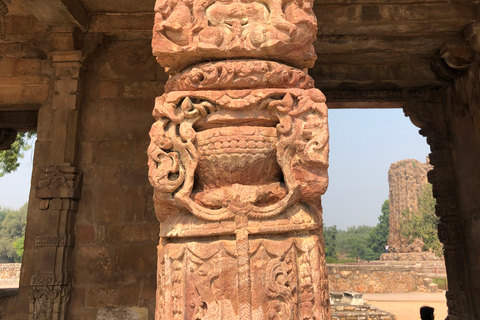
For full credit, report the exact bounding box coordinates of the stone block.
[85,286,140,308]
[0,57,15,76]
[95,141,133,165]
[96,40,157,82]
[98,81,120,99]
[96,141,134,165]
[75,225,96,244]
[79,141,97,165]
[124,188,147,222]
[14,58,42,76]
[97,307,148,320]
[115,244,156,272]
[120,167,149,187]
[96,184,124,223]
[74,246,112,283]
[106,223,159,243]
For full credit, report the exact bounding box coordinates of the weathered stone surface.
[328,262,444,294]
[149,0,330,315]
[388,159,432,252]
[152,0,318,73]
[97,307,148,320]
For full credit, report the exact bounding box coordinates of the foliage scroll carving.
[148,88,328,222]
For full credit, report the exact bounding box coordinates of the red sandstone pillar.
[148,1,330,318]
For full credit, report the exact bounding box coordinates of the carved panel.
[148,88,329,224]
[165,60,315,92]
[29,284,71,320]
[34,235,70,247]
[35,166,82,200]
[158,236,330,320]
[152,0,317,73]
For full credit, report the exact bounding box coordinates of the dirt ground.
[364,292,448,320]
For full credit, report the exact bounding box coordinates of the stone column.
[404,97,472,320]
[24,27,85,320]
[148,0,330,319]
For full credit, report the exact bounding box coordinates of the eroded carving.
[152,0,317,73]
[158,236,328,320]
[148,88,328,223]
[150,0,328,315]
[29,284,71,320]
[35,166,82,200]
[165,60,315,92]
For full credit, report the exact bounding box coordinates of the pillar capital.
[152,0,318,73]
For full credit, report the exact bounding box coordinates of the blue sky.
[322,108,430,229]
[0,108,430,230]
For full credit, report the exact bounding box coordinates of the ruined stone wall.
[67,39,167,320]
[388,159,432,252]
[0,264,20,288]
[327,264,439,294]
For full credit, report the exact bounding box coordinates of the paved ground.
[364,292,448,320]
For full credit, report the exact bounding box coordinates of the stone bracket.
[464,23,480,54]
[35,166,82,200]
[432,42,474,81]
[0,128,17,150]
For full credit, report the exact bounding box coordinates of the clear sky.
[0,109,430,230]
[322,108,430,229]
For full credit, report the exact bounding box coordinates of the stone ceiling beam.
[23,0,88,30]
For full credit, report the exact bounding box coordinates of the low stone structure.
[388,159,432,252]
[330,292,396,320]
[0,264,20,288]
[328,262,445,294]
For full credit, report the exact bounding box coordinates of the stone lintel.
[23,0,87,31]
[0,110,38,131]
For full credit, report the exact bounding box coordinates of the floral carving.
[148,88,328,222]
[35,166,82,200]
[152,0,317,73]
[165,60,315,92]
[29,284,71,320]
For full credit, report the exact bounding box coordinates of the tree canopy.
[400,183,442,257]
[0,132,35,178]
[324,199,390,262]
[0,203,27,262]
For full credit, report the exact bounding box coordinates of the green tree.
[13,235,25,260]
[400,184,442,257]
[366,199,390,260]
[0,132,35,177]
[0,203,27,262]
[337,225,374,260]
[323,225,338,258]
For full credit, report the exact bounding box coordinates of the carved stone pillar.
[26,27,85,320]
[149,0,330,319]
[404,97,471,320]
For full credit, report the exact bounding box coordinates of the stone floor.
[364,292,448,320]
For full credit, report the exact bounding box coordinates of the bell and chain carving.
[149,0,330,318]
